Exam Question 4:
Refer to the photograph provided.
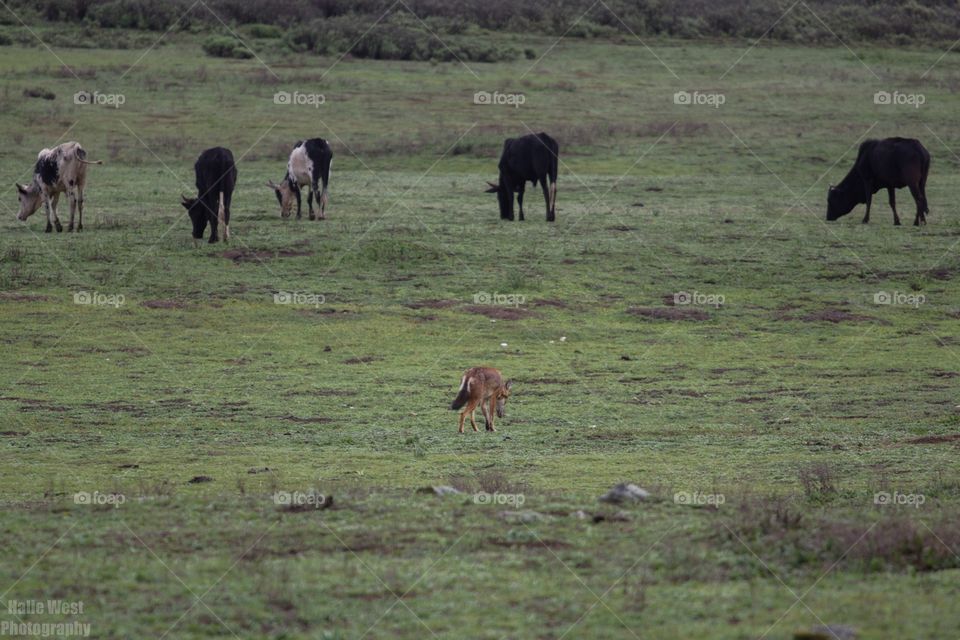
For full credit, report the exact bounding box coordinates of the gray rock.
[599,483,649,504]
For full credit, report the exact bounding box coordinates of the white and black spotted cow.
[267,138,332,220]
[15,141,102,232]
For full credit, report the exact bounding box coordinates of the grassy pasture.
[0,29,959,639]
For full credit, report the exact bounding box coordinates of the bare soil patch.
[463,305,533,320]
[627,306,710,321]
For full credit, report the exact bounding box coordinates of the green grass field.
[1,25,959,640]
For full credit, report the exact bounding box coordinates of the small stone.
[599,483,649,504]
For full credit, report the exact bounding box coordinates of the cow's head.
[496,380,513,418]
[826,185,855,221]
[485,181,513,219]
[267,179,296,218]
[15,183,41,221]
[180,194,208,241]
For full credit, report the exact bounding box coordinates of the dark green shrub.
[202,35,254,59]
[246,23,283,39]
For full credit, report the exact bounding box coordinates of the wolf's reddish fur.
[450,367,512,434]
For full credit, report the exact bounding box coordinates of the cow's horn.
[180,193,190,203]
[486,181,499,189]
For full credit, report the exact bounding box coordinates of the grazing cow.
[15,141,101,233]
[827,137,931,226]
[485,132,558,222]
[181,147,237,244]
[267,138,332,220]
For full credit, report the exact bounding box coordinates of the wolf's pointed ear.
[485,181,499,193]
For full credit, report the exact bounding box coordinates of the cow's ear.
[180,194,192,209]
[485,181,499,193]
[14,183,26,194]
[266,180,278,190]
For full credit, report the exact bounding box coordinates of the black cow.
[486,132,558,222]
[827,137,930,226]
[267,138,333,220]
[181,147,237,244]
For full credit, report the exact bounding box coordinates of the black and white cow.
[267,138,332,220]
[181,147,237,244]
[15,141,101,232]
[485,132,559,222]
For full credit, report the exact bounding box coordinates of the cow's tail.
[450,376,470,410]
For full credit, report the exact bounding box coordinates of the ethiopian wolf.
[450,367,513,434]
[15,141,101,232]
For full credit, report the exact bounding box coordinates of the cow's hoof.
[67,225,74,232]
[45,224,52,233]
[308,214,316,221]
[76,225,82,232]
[895,221,902,226]
[55,222,63,232]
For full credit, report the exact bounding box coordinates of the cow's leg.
[67,190,77,232]
[207,206,219,244]
[541,179,552,222]
[887,187,901,226]
[909,184,924,226]
[307,188,316,221]
[51,193,62,232]
[76,188,84,232]
[222,189,232,242]
[318,185,328,220]
[517,184,525,221]
[216,192,228,243]
[549,181,557,221]
[295,189,302,220]
[862,185,874,225]
[43,195,54,233]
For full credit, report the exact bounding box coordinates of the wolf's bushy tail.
[450,376,470,410]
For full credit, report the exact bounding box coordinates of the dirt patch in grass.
[0,293,50,302]
[525,377,579,385]
[532,298,570,309]
[142,299,187,309]
[627,306,711,321]
[405,299,458,310]
[607,225,636,232]
[222,248,313,263]
[0,431,28,437]
[775,307,889,325]
[463,305,534,321]
[906,434,960,444]
[277,414,332,424]
[187,475,213,484]
[488,538,570,550]
[342,356,382,365]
